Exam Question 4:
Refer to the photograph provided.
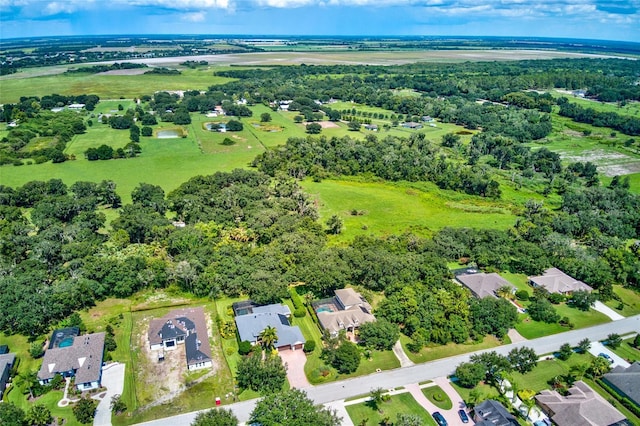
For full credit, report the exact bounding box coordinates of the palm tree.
[521,398,536,419]
[497,285,514,300]
[570,363,589,380]
[259,325,278,351]
[369,387,385,413]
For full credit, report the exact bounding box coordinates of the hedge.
[289,287,306,317]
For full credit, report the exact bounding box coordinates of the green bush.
[238,341,253,356]
[294,307,306,318]
[303,340,316,353]
[515,290,529,301]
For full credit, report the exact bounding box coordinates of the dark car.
[598,352,614,363]
[458,409,469,423]
[432,411,448,426]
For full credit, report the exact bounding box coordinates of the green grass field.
[346,392,438,426]
[302,179,517,241]
[515,303,611,340]
[609,338,640,363]
[400,334,507,364]
[605,285,640,317]
[0,68,235,104]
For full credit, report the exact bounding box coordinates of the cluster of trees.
[85,142,141,160]
[253,134,503,198]
[558,99,640,136]
[1,109,88,165]
[455,348,538,388]
[65,62,147,74]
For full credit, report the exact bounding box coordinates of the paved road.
[136,314,640,426]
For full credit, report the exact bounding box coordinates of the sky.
[1,0,639,42]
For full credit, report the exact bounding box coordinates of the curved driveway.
[136,314,640,426]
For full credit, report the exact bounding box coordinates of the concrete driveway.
[593,301,625,321]
[588,341,630,368]
[94,362,126,426]
[279,349,310,389]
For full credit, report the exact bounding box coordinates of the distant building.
[529,268,592,295]
[68,103,85,109]
[456,272,515,299]
[401,122,423,129]
[536,380,627,426]
[37,329,105,391]
[148,307,212,371]
[364,124,378,131]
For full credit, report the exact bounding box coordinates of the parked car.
[598,352,614,363]
[432,411,447,426]
[458,409,469,423]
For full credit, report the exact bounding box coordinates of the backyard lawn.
[346,392,438,426]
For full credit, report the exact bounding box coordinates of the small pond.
[157,129,182,139]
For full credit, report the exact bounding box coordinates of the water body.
[157,129,181,138]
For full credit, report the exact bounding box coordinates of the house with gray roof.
[0,352,16,398]
[38,331,105,391]
[535,380,627,426]
[235,303,305,351]
[314,288,376,338]
[529,268,592,295]
[148,307,212,371]
[474,399,519,426]
[603,362,640,407]
[456,272,515,299]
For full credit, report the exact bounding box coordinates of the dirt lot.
[133,308,219,409]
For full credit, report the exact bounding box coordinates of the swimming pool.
[58,337,74,348]
[316,306,334,313]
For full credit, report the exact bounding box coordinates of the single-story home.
[314,288,376,338]
[474,399,519,426]
[603,362,640,407]
[455,272,515,299]
[0,351,16,397]
[535,380,627,426]
[401,122,423,129]
[364,124,378,131]
[37,329,105,391]
[148,307,213,371]
[528,268,592,295]
[234,303,305,351]
[68,103,85,110]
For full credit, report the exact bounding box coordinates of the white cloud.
[181,11,207,21]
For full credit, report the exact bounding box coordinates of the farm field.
[302,179,517,241]
[0,67,235,104]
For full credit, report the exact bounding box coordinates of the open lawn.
[509,353,593,393]
[605,285,640,317]
[515,303,611,340]
[550,91,640,118]
[499,272,532,296]
[346,392,438,426]
[301,179,517,241]
[609,338,640,363]
[400,334,507,364]
[0,68,235,103]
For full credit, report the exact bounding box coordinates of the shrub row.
[289,287,306,318]
[596,378,640,418]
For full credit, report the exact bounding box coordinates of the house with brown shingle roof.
[456,272,515,299]
[148,307,212,371]
[314,288,375,338]
[529,268,593,295]
[535,380,627,426]
[37,330,105,391]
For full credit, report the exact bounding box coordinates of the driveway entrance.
[279,348,310,389]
